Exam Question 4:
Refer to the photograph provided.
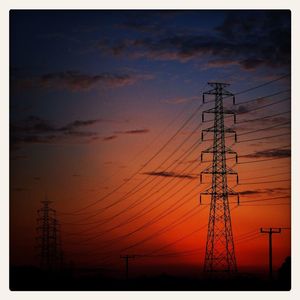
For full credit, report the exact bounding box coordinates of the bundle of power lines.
[41,74,290,270]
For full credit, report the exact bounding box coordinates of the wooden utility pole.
[260,228,281,280]
[120,255,137,280]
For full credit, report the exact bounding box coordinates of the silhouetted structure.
[120,254,138,279]
[278,256,291,289]
[200,82,239,273]
[36,198,63,271]
[260,227,281,280]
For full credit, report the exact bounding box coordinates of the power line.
[65,190,206,260]
[59,73,290,216]
[238,132,290,144]
[237,121,290,137]
[91,98,200,190]
[234,74,290,96]
[120,206,208,253]
[239,179,290,185]
[237,97,290,115]
[236,232,260,242]
[239,196,290,204]
[239,203,290,207]
[145,205,238,257]
[235,89,290,106]
[62,131,207,227]
[64,121,204,220]
[64,180,206,245]
[204,120,290,143]
[63,154,203,235]
[235,234,263,245]
[241,171,290,181]
[59,103,205,215]
[238,156,290,165]
[237,110,290,125]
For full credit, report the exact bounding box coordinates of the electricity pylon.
[200,82,239,273]
[36,198,63,271]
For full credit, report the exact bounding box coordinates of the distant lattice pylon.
[36,198,63,270]
[200,82,239,273]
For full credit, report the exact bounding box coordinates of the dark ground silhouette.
[10,258,291,291]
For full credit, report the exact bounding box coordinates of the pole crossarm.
[201,146,238,163]
[260,227,282,280]
[202,108,237,123]
[260,228,282,234]
[120,254,140,279]
[201,127,237,142]
[200,166,239,184]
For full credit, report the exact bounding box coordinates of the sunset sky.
[10,10,291,277]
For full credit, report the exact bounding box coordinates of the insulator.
[234,113,237,124]
[235,133,237,143]
[233,95,236,105]
[235,153,238,163]
[201,153,203,162]
[203,94,205,104]
[237,194,240,206]
[236,175,239,184]
[202,113,205,122]
[200,194,202,205]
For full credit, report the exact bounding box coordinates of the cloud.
[14,70,152,92]
[98,11,290,71]
[102,135,117,141]
[60,119,101,131]
[114,129,149,135]
[228,105,250,114]
[239,187,290,196]
[142,171,197,179]
[10,115,109,150]
[10,116,150,148]
[238,190,262,196]
[200,59,238,70]
[102,129,149,142]
[243,148,291,159]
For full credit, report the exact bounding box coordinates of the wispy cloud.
[239,187,290,197]
[14,70,153,92]
[243,148,291,159]
[102,128,150,142]
[10,115,119,150]
[142,171,197,179]
[114,129,149,135]
[238,190,262,196]
[102,135,118,141]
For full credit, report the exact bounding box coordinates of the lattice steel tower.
[36,199,63,270]
[200,82,239,273]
